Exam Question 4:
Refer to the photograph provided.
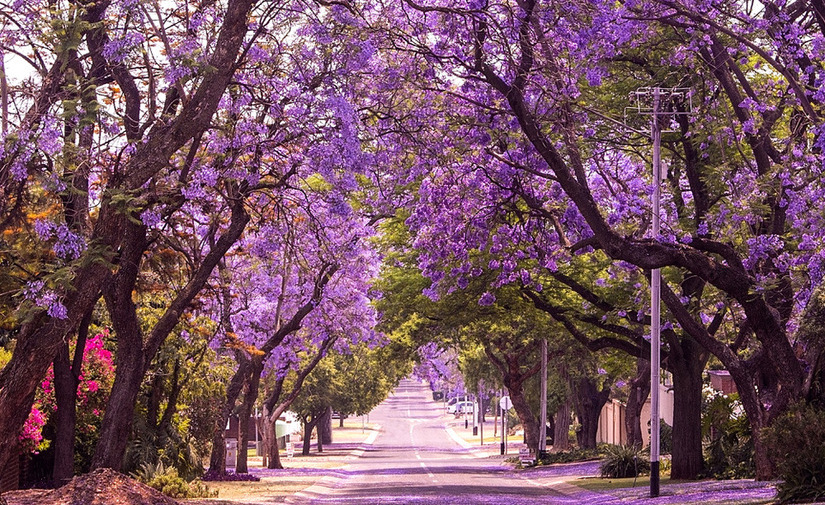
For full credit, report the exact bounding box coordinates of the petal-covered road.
[279,379,776,505]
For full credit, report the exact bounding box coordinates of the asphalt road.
[298,379,578,505]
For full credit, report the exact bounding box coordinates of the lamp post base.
[650,461,660,497]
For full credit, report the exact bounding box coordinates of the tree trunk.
[52,342,80,482]
[261,405,283,470]
[573,376,610,450]
[625,357,651,449]
[92,223,148,471]
[236,360,262,473]
[319,406,333,446]
[209,355,253,473]
[553,399,572,452]
[316,410,326,453]
[302,418,317,456]
[506,381,539,453]
[91,344,146,470]
[669,339,706,480]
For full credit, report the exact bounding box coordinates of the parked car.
[448,401,475,414]
[445,396,470,410]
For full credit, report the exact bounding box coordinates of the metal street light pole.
[650,88,662,498]
[626,86,692,499]
[539,338,548,459]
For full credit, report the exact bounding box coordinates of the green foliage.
[132,461,217,499]
[288,342,404,423]
[123,315,230,481]
[538,447,602,465]
[599,445,650,478]
[702,392,754,479]
[762,403,825,503]
[659,421,673,456]
[0,346,11,369]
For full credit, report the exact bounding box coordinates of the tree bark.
[319,406,333,446]
[302,417,318,456]
[52,343,80,483]
[669,338,706,479]
[553,399,572,452]
[261,405,283,470]
[235,359,262,473]
[508,381,539,452]
[625,357,651,449]
[573,376,610,450]
[51,310,91,482]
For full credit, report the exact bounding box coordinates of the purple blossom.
[478,292,496,306]
[103,32,145,64]
[141,209,162,228]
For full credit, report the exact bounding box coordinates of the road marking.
[419,461,436,479]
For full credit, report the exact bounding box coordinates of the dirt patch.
[2,468,180,505]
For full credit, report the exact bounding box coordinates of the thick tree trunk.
[625,358,651,449]
[302,418,318,456]
[236,361,262,473]
[553,399,572,452]
[92,222,148,471]
[319,406,333,446]
[0,276,105,473]
[573,377,610,450]
[669,339,706,480]
[52,309,90,483]
[506,381,539,453]
[52,342,80,483]
[91,344,146,469]
[261,406,283,470]
[316,410,326,453]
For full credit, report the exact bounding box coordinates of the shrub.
[538,447,602,465]
[762,403,825,504]
[659,421,673,455]
[702,392,754,479]
[599,445,650,478]
[132,461,217,499]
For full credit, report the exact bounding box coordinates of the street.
[289,379,583,504]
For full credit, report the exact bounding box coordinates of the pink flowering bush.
[19,407,46,453]
[20,332,115,460]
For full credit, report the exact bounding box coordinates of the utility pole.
[539,338,548,459]
[627,86,692,499]
[478,389,484,446]
[650,87,662,498]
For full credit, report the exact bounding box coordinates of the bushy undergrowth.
[702,392,755,479]
[537,447,602,465]
[762,403,825,504]
[132,461,217,499]
[599,445,650,478]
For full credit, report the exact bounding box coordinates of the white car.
[448,401,475,414]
